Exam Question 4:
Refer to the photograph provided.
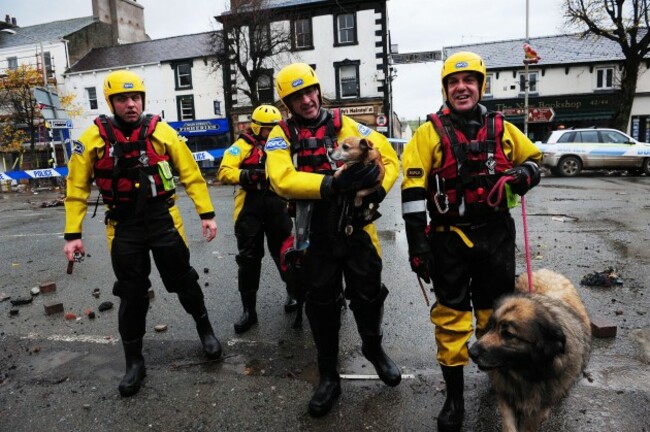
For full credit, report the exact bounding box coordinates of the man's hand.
[64,239,85,262]
[332,162,380,192]
[410,252,435,284]
[202,218,218,242]
[240,169,265,186]
[505,161,540,196]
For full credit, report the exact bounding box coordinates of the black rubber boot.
[284,291,299,313]
[234,291,258,334]
[437,365,464,432]
[118,338,146,397]
[306,300,342,417]
[195,313,222,359]
[308,356,341,417]
[350,286,401,387]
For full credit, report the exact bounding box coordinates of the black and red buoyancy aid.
[279,109,344,174]
[427,109,513,219]
[238,132,269,191]
[93,114,174,204]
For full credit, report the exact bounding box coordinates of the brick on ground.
[39,281,57,294]
[591,315,617,338]
[44,302,64,315]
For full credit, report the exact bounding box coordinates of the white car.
[537,128,650,177]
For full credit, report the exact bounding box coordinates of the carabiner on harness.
[433,174,449,214]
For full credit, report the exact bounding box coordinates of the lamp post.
[524,0,530,137]
[1,29,48,87]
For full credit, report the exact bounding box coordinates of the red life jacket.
[238,132,269,191]
[427,109,513,219]
[279,109,344,174]
[93,114,174,204]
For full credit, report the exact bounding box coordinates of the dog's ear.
[359,138,370,152]
[540,319,566,358]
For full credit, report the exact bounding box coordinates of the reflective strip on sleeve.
[402,200,426,215]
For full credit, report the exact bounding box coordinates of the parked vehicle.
[536,128,650,177]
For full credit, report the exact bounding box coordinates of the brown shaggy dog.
[468,269,591,432]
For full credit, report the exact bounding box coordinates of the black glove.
[331,162,380,192]
[240,169,265,186]
[410,252,435,284]
[505,161,540,196]
[361,187,387,206]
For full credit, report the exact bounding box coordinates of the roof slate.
[0,17,97,49]
[67,32,222,73]
[444,32,648,69]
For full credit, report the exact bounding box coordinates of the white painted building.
[444,32,650,142]
[217,0,395,136]
[64,32,229,171]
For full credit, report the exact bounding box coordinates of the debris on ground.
[44,302,64,315]
[92,288,100,298]
[154,324,168,332]
[10,296,33,306]
[580,267,623,287]
[98,301,114,312]
[40,197,65,208]
[30,287,40,296]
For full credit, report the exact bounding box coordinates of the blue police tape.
[0,148,227,181]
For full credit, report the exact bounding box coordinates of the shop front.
[167,118,230,173]
[483,92,621,142]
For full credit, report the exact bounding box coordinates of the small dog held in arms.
[468,269,592,432]
[330,136,385,224]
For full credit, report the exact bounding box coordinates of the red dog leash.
[487,175,534,293]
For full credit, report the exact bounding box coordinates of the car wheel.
[558,156,582,177]
[643,158,650,176]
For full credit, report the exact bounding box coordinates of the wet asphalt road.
[0,173,649,432]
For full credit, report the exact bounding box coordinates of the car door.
[576,130,600,168]
[597,130,637,168]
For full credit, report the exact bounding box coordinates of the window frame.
[595,67,615,90]
[334,60,360,99]
[86,87,98,110]
[334,12,358,46]
[176,94,195,121]
[518,70,538,94]
[256,68,274,103]
[483,73,494,98]
[250,23,272,55]
[7,56,18,70]
[172,61,193,90]
[292,17,314,51]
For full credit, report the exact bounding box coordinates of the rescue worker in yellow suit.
[63,70,222,398]
[265,63,402,417]
[401,52,541,432]
[216,104,298,334]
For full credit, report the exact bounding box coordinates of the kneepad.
[162,267,199,293]
[112,279,151,301]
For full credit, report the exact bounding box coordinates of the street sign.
[376,114,388,126]
[501,108,526,117]
[376,126,388,132]
[46,119,73,129]
[528,107,555,123]
[391,50,442,64]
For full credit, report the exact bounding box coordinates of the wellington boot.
[195,313,222,359]
[234,309,258,334]
[361,336,401,387]
[437,365,464,432]
[308,357,341,417]
[118,339,146,397]
[284,292,299,313]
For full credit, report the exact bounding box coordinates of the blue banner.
[168,118,229,137]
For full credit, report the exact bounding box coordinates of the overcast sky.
[5,0,567,119]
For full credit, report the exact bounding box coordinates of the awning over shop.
[168,118,229,137]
